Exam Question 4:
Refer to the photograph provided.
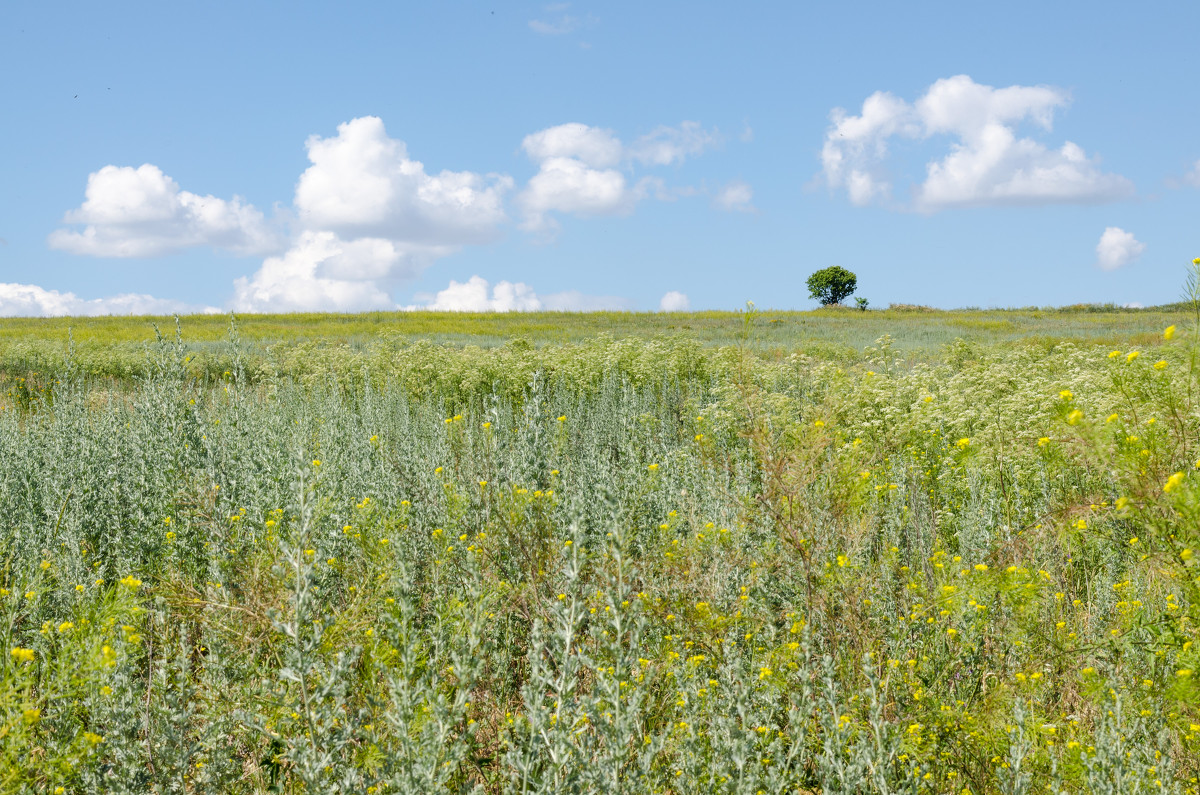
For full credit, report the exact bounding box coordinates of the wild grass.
[0,305,1185,385]
[0,304,1184,348]
[1,297,1199,793]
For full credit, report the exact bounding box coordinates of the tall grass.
[1,303,1198,792]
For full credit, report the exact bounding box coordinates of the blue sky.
[1,0,1198,315]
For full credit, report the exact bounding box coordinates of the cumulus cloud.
[406,275,632,312]
[50,115,724,313]
[821,75,1133,212]
[231,117,514,311]
[230,230,454,312]
[49,164,281,257]
[519,157,635,232]
[520,123,624,168]
[295,116,511,244]
[821,91,918,206]
[714,180,755,212]
[518,121,719,232]
[1095,227,1145,271]
[413,276,542,312]
[0,282,218,317]
[658,290,690,312]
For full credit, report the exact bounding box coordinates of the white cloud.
[0,282,218,317]
[821,91,918,206]
[295,116,511,244]
[1095,227,1145,271]
[1185,159,1200,187]
[519,156,634,232]
[414,276,542,312]
[50,115,723,313]
[49,164,281,257]
[529,4,594,35]
[914,76,1063,137]
[235,117,513,311]
[231,230,453,312]
[521,123,624,168]
[821,75,1133,211]
[628,121,720,166]
[658,290,690,312]
[714,180,755,212]
[916,127,1131,211]
[529,17,578,35]
[518,121,719,232]
[406,275,632,312]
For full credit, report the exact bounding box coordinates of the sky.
[1,0,1198,315]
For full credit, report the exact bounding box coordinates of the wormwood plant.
[2,263,1200,792]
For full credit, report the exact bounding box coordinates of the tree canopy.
[806,266,857,306]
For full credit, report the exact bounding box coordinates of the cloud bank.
[821,75,1133,212]
[0,282,218,317]
[407,275,632,312]
[43,115,730,315]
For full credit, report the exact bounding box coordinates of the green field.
[0,304,1185,349]
[0,304,1187,382]
[2,305,1199,793]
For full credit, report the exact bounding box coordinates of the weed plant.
[2,272,1200,792]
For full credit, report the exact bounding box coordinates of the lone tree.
[806,266,857,306]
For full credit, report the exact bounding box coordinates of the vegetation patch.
[2,292,1200,792]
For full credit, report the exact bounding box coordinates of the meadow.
[1,295,1199,794]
